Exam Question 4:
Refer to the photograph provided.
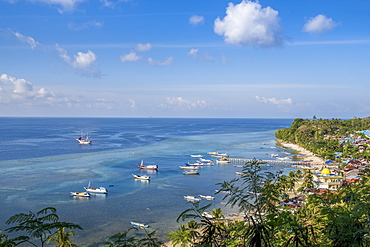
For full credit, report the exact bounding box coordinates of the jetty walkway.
[228,158,323,167]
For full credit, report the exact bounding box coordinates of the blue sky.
[0,0,370,118]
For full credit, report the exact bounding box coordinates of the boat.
[236,172,251,176]
[184,195,201,201]
[190,154,203,158]
[137,160,158,170]
[199,195,214,200]
[184,162,203,166]
[70,192,90,197]
[180,165,199,170]
[84,181,108,194]
[216,157,230,164]
[207,151,218,155]
[76,134,92,145]
[183,170,200,175]
[211,153,229,158]
[132,174,150,180]
[130,221,149,228]
[202,212,214,218]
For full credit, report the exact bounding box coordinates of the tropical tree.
[103,228,138,247]
[46,227,77,247]
[4,207,82,247]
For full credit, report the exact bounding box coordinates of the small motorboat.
[137,160,158,170]
[200,195,214,200]
[70,192,90,197]
[131,221,149,228]
[183,170,200,175]
[132,174,150,180]
[184,195,201,201]
[180,165,199,170]
[190,154,203,158]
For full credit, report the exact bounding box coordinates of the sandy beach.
[277,139,326,170]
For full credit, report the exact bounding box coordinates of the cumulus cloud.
[255,96,292,105]
[303,14,338,34]
[135,43,153,52]
[56,44,101,77]
[0,74,62,104]
[161,97,207,110]
[9,30,42,49]
[214,0,284,48]
[30,0,85,13]
[148,57,173,66]
[120,50,141,62]
[187,48,215,61]
[189,15,204,25]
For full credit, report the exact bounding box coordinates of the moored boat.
[200,195,214,200]
[84,181,108,194]
[190,154,203,158]
[180,165,199,169]
[132,174,150,180]
[137,160,158,170]
[70,192,90,197]
[183,170,200,175]
[184,195,201,201]
[131,221,149,228]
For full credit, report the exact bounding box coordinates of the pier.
[228,158,323,167]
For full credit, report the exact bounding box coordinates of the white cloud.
[303,14,338,34]
[187,48,215,61]
[214,0,284,48]
[56,44,101,77]
[120,50,141,62]
[30,0,85,13]
[135,43,153,52]
[10,30,42,49]
[148,57,173,66]
[189,15,204,25]
[255,96,292,105]
[161,97,207,110]
[128,98,136,108]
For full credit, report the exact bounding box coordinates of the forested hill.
[275,117,370,160]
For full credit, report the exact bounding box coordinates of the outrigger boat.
[132,174,150,180]
[183,170,200,175]
[84,181,108,194]
[137,160,158,170]
[184,195,201,201]
[200,195,215,200]
[180,165,199,170]
[70,192,90,197]
[131,221,149,228]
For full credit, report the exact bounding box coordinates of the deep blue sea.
[0,117,293,246]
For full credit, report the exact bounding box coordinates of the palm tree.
[167,224,194,247]
[46,227,77,247]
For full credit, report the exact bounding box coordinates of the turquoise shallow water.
[0,118,293,246]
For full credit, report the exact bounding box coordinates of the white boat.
[184,195,201,201]
[180,165,199,170]
[202,212,214,218]
[84,181,108,194]
[211,153,229,158]
[216,158,230,164]
[207,151,218,155]
[190,154,203,158]
[76,134,92,145]
[132,174,150,180]
[183,170,200,175]
[70,192,90,197]
[131,221,149,228]
[199,195,214,200]
[137,160,158,170]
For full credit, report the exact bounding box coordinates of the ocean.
[0,117,293,246]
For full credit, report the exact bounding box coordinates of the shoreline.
[276,139,325,170]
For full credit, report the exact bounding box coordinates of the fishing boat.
[183,170,199,175]
[200,195,214,200]
[70,192,90,197]
[180,165,199,169]
[137,160,158,170]
[76,134,92,145]
[84,181,108,194]
[132,174,150,180]
[184,195,201,201]
[130,221,149,228]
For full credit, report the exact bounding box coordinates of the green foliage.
[4,207,82,247]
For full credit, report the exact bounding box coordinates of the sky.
[1,0,370,118]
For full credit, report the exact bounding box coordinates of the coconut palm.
[46,227,77,247]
